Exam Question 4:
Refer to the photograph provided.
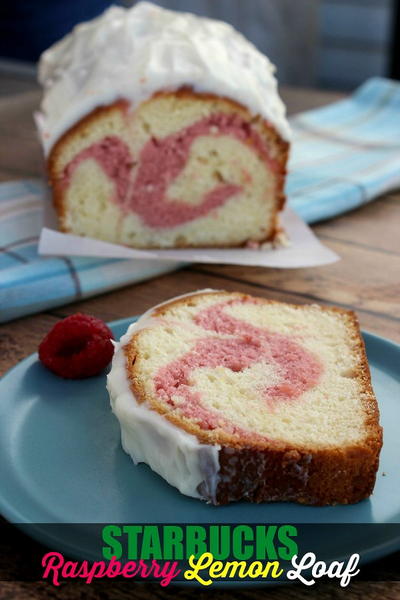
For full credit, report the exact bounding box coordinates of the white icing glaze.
[106,290,221,502]
[36,1,291,155]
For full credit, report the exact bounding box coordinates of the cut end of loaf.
[48,90,288,249]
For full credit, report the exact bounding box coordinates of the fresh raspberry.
[39,313,114,379]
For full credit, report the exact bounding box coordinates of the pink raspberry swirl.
[154,297,322,439]
[62,113,280,228]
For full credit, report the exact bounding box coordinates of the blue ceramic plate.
[0,318,399,567]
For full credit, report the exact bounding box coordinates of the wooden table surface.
[0,85,399,599]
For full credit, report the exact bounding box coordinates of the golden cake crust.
[124,291,382,505]
[47,99,129,230]
[47,89,289,248]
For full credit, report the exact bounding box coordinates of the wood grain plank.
[0,313,59,377]
[380,192,400,207]
[0,90,41,140]
[2,266,395,378]
[46,268,400,343]
[0,137,43,177]
[0,76,39,98]
[194,240,400,321]
[314,196,400,255]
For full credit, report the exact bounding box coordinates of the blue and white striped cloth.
[0,179,181,323]
[289,77,400,222]
[1,77,400,323]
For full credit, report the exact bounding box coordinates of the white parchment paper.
[38,196,339,268]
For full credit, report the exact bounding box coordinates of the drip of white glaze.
[107,290,221,502]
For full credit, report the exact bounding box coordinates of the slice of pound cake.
[107,290,382,505]
[36,2,290,248]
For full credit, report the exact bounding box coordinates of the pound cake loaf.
[107,290,382,505]
[36,2,290,249]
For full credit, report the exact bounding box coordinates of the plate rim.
[0,319,399,579]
